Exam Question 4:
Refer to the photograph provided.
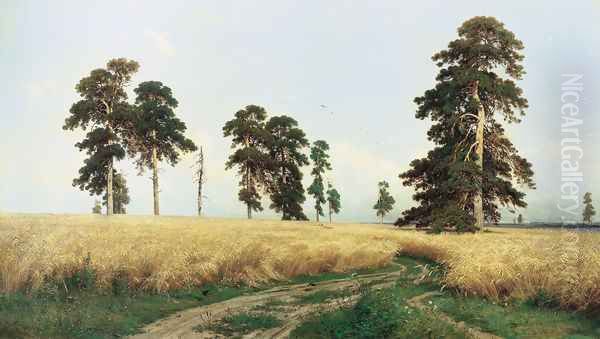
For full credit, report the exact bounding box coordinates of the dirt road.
[130,266,406,339]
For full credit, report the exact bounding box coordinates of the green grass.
[290,257,467,339]
[293,288,353,305]
[290,256,600,339]
[195,312,282,338]
[430,293,600,338]
[0,262,402,338]
[290,284,466,338]
[287,263,399,285]
[252,298,288,312]
[0,284,259,339]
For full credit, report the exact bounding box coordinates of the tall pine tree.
[307,140,332,222]
[126,81,197,215]
[397,17,534,231]
[326,182,341,223]
[223,105,270,219]
[264,115,309,220]
[63,58,139,215]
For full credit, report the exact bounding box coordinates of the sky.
[1,0,599,223]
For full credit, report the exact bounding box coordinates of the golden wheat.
[1,214,599,312]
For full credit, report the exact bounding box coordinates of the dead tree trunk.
[196,147,204,217]
[472,80,485,230]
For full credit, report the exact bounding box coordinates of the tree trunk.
[197,147,204,217]
[380,215,384,224]
[152,131,160,216]
[244,136,252,220]
[329,202,332,224]
[197,182,202,217]
[316,209,320,223]
[106,158,114,216]
[472,80,485,231]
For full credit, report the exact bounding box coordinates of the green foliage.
[291,256,600,339]
[102,172,130,214]
[223,105,271,217]
[373,181,395,222]
[293,288,352,305]
[290,266,465,339]
[264,115,309,220]
[0,283,255,339]
[326,182,341,222]
[397,17,535,228]
[64,253,96,292]
[430,203,476,233]
[92,200,102,214]
[432,293,600,338]
[126,81,197,170]
[71,128,127,196]
[63,58,139,211]
[307,140,332,221]
[583,192,596,225]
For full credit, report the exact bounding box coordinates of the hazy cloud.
[144,29,175,57]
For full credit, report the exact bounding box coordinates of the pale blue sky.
[1,1,599,222]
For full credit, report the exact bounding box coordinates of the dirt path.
[130,266,406,339]
[131,262,504,339]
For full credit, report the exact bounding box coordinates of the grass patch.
[196,312,282,337]
[290,257,465,339]
[0,284,259,338]
[252,298,288,312]
[430,293,600,338]
[287,263,399,285]
[291,256,600,339]
[290,287,466,339]
[0,261,403,338]
[294,288,353,305]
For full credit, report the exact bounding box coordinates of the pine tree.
[396,17,534,231]
[126,81,197,215]
[223,105,270,219]
[307,140,332,222]
[63,58,139,215]
[583,192,596,225]
[264,115,309,220]
[374,181,395,224]
[326,182,341,223]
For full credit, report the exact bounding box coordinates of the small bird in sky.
[319,104,334,115]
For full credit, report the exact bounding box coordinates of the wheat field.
[1,214,599,312]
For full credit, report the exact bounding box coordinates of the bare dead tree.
[194,146,206,216]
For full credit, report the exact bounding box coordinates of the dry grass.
[1,214,599,312]
[393,228,600,313]
[0,214,397,294]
